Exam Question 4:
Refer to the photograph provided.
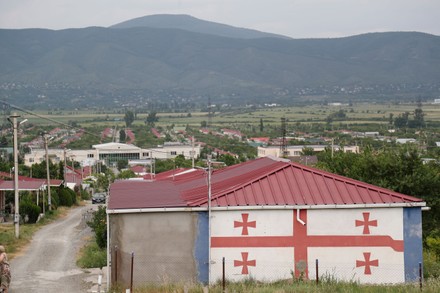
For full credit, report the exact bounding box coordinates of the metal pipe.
[315,259,319,284]
[114,246,118,284]
[130,252,134,293]
[222,257,225,292]
[296,209,306,226]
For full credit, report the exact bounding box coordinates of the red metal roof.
[0,180,45,190]
[108,157,423,210]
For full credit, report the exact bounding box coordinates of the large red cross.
[234,213,256,235]
[211,210,403,278]
[356,252,379,275]
[355,212,378,235]
[234,252,256,274]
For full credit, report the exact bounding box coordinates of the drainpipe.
[296,209,306,226]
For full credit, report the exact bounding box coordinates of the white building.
[24,142,201,168]
[258,145,359,158]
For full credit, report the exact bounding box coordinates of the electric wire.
[0,99,102,138]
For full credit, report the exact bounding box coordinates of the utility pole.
[8,113,27,238]
[10,113,20,238]
[64,148,67,187]
[43,134,52,211]
[191,136,195,169]
[207,155,212,284]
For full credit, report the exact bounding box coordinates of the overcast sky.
[0,0,439,38]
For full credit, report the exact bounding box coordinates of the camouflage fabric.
[0,254,10,289]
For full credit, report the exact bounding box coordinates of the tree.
[301,146,315,156]
[413,103,425,128]
[145,111,158,126]
[259,118,264,132]
[124,110,135,127]
[219,154,237,166]
[117,169,136,179]
[119,129,126,142]
[200,121,207,128]
[117,159,128,171]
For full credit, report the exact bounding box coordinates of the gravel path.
[9,204,98,293]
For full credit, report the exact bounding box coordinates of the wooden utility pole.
[43,134,52,211]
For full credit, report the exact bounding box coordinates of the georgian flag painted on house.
[210,209,404,283]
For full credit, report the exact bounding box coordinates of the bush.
[425,249,440,279]
[19,201,41,223]
[50,190,59,210]
[87,205,107,249]
[81,189,91,200]
[57,187,77,207]
[77,241,106,269]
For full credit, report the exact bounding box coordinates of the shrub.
[81,189,91,200]
[19,201,41,223]
[57,187,77,207]
[77,241,106,269]
[87,205,107,249]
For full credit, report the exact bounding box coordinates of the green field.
[17,102,440,129]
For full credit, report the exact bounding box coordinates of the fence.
[110,247,425,291]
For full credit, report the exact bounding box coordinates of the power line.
[0,100,101,138]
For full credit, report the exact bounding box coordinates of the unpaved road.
[10,204,98,293]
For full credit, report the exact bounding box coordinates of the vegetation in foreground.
[76,238,106,269]
[108,277,440,293]
[0,208,65,258]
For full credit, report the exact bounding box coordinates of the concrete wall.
[109,211,207,286]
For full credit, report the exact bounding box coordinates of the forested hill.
[1,14,440,108]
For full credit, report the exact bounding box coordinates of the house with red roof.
[107,157,425,287]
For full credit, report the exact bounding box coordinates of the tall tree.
[119,129,126,142]
[124,110,135,127]
[145,111,158,126]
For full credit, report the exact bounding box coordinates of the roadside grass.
[76,237,106,269]
[0,208,66,259]
[108,277,440,293]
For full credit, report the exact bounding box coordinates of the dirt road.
[10,204,99,293]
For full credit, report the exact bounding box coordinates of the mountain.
[110,14,290,40]
[0,15,440,108]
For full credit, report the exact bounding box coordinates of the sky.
[0,0,439,38]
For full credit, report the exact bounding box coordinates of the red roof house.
[107,157,425,287]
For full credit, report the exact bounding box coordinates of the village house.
[107,156,425,287]
[257,145,359,158]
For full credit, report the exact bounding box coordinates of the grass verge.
[77,237,106,269]
[107,277,440,293]
[0,208,67,259]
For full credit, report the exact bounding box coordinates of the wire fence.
[110,247,424,291]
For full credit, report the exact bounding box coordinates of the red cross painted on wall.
[355,212,378,234]
[234,252,256,274]
[212,210,402,278]
[234,213,256,235]
[356,252,379,275]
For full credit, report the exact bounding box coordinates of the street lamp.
[7,113,26,238]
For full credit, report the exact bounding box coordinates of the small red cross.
[355,212,378,234]
[234,252,256,274]
[356,252,379,275]
[234,213,256,235]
